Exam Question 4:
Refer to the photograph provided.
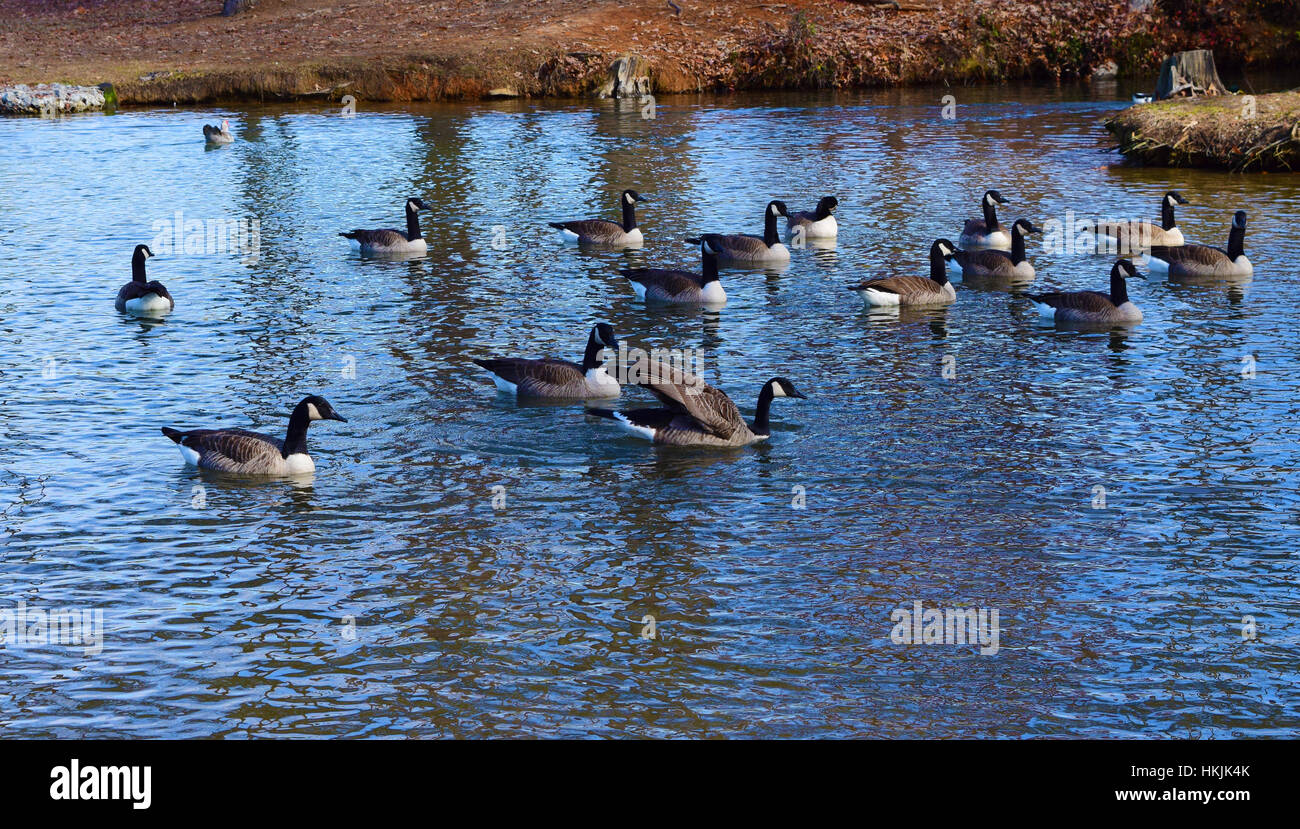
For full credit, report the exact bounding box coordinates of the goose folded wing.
[474,358,585,391]
[1035,290,1116,312]
[620,269,701,293]
[637,362,741,438]
[954,248,1011,269]
[855,275,938,294]
[183,429,283,468]
[1149,244,1226,265]
[550,219,623,240]
[345,228,409,246]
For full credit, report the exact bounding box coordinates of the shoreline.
[2,1,1297,106]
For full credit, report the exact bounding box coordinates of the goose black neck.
[1228,223,1246,260]
[282,402,311,458]
[1011,226,1027,264]
[701,252,720,283]
[751,384,775,436]
[763,209,779,247]
[983,199,999,231]
[930,245,949,283]
[405,205,423,241]
[621,199,637,232]
[1161,200,1177,231]
[132,252,147,283]
[1110,268,1130,305]
[582,335,607,371]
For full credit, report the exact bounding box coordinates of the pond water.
[1,79,1297,738]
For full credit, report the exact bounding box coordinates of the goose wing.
[164,428,283,471]
[473,357,588,396]
[548,219,625,242]
[850,275,942,296]
[619,268,701,297]
[635,361,743,438]
[1149,243,1228,267]
[952,248,1013,275]
[116,281,174,309]
[711,233,772,257]
[202,124,220,139]
[1027,290,1116,313]
[340,228,409,247]
[962,218,996,235]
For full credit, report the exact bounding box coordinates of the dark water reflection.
[0,81,1297,737]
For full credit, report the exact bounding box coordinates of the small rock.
[1091,60,1119,80]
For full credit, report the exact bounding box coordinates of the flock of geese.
[117,121,1255,473]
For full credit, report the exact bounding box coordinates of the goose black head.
[767,377,807,400]
[768,200,789,218]
[1166,191,1189,206]
[591,322,618,350]
[133,244,153,261]
[407,197,432,211]
[301,395,347,422]
[986,190,1009,206]
[1113,258,1143,280]
[817,196,839,215]
[1232,210,1247,230]
[622,189,647,204]
[931,238,958,258]
[699,237,721,257]
[1013,218,1041,234]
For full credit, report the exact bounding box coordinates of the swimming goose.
[619,238,726,304]
[548,189,646,247]
[1082,191,1188,253]
[1145,210,1252,278]
[849,239,957,308]
[959,190,1011,249]
[340,197,431,254]
[786,196,838,239]
[948,219,1040,281]
[161,395,347,475]
[1027,259,1144,325]
[685,200,791,263]
[587,366,806,447]
[203,119,234,145]
[473,323,620,399]
[115,245,174,315]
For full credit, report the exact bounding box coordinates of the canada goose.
[549,189,646,247]
[1145,210,1253,278]
[786,196,838,239]
[848,239,957,308]
[1027,259,1144,325]
[948,219,1040,281]
[685,200,791,263]
[340,197,431,254]
[203,119,234,145]
[586,365,806,447]
[115,245,174,315]
[959,190,1011,249]
[619,238,725,304]
[1082,191,1188,253]
[473,323,620,399]
[161,395,347,475]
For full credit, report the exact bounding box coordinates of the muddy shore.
[1,1,1296,105]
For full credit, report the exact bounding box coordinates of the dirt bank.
[0,1,1296,104]
[1106,90,1300,172]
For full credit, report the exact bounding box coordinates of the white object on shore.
[0,83,106,115]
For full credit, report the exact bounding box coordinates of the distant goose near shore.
[959,190,1011,249]
[549,189,646,247]
[161,395,347,475]
[1028,259,1144,325]
[1081,191,1188,253]
[849,239,957,308]
[619,238,726,304]
[473,323,620,399]
[587,364,806,447]
[686,200,791,264]
[115,245,174,315]
[203,119,234,145]
[1144,210,1252,279]
[948,219,1040,281]
[340,197,431,254]
[786,196,838,239]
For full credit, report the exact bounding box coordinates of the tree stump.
[1155,50,1227,100]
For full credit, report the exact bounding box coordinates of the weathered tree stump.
[1155,50,1227,100]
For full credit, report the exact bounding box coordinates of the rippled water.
[2,81,1298,738]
